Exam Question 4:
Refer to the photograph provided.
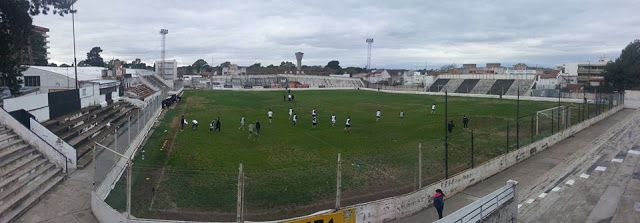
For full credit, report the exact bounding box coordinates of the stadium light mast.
[70,1,78,89]
[160,29,168,79]
[366,38,374,70]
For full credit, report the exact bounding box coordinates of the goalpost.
[535,105,570,136]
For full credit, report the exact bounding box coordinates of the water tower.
[295,52,304,74]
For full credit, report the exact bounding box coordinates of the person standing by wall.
[463,115,469,129]
[433,189,446,219]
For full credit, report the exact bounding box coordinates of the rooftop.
[25,66,107,82]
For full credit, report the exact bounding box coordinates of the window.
[99,86,117,95]
[24,76,41,87]
[82,88,87,96]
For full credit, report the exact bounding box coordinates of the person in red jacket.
[433,189,446,219]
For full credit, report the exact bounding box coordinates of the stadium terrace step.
[0,148,37,170]
[0,166,62,223]
[505,79,534,95]
[455,79,480,93]
[488,79,515,95]
[469,79,496,94]
[0,126,63,222]
[0,133,19,143]
[428,79,450,92]
[441,79,464,93]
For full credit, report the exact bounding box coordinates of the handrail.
[0,107,70,174]
[438,181,517,223]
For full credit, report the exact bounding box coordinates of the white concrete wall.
[3,93,50,121]
[624,90,640,108]
[438,74,536,80]
[80,84,102,108]
[360,88,584,103]
[30,118,77,170]
[0,108,73,173]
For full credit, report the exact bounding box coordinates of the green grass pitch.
[112,89,563,220]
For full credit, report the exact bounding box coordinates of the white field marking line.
[595,166,607,171]
[580,173,590,179]
[566,179,575,186]
[612,158,623,163]
[538,193,548,198]
[526,199,535,204]
[551,186,561,192]
[628,150,640,155]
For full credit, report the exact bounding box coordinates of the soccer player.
[292,113,298,126]
[255,120,261,135]
[376,109,382,122]
[400,111,404,119]
[311,108,317,118]
[431,104,437,114]
[267,109,274,123]
[331,113,337,127]
[288,94,293,102]
[463,115,469,129]
[215,117,221,132]
[344,116,352,134]
[239,116,246,130]
[312,116,318,128]
[209,119,215,132]
[180,115,185,130]
[288,107,293,120]
[191,119,199,129]
[447,120,455,133]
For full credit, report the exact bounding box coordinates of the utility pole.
[471,130,475,168]
[71,3,78,89]
[445,90,449,179]
[516,86,520,149]
[335,153,342,210]
[418,143,422,188]
[236,163,244,223]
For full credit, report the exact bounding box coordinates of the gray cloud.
[33,0,640,68]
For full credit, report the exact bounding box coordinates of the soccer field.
[111,89,563,221]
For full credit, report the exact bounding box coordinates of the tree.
[219,61,231,68]
[325,60,343,74]
[59,63,71,67]
[343,66,365,74]
[48,62,57,67]
[192,59,208,73]
[439,64,458,72]
[0,0,74,94]
[84,47,105,67]
[280,61,295,68]
[603,39,640,90]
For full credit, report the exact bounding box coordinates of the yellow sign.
[284,208,355,223]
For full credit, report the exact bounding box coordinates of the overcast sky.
[34,0,639,69]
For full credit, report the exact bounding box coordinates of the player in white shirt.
[292,113,298,126]
[288,107,293,119]
[191,119,199,129]
[400,111,404,119]
[331,113,337,127]
[431,104,436,114]
[267,109,274,123]
[344,116,352,134]
[311,108,317,118]
[239,116,245,130]
[376,109,382,122]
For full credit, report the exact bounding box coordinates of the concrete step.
[0,138,23,150]
[0,129,11,136]
[0,148,35,169]
[0,133,18,144]
[0,159,52,201]
[0,159,49,190]
[0,167,63,222]
[0,151,41,178]
[0,144,30,164]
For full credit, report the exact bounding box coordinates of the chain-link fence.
[95,92,623,222]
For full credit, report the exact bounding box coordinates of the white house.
[363,70,391,84]
[536,70,560,90]
[403,71,427,85]
[222,64,247,75]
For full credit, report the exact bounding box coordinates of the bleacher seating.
[0,125,63,222]
[455,79,480,93]
[210,75,364,89]
[125,84,156,100]
[469,79,496,94]
[42,102,138,167]
[142,75,170,91]
[488,79,515,95]
[505,79,535,95]
[440,79,464,93]
[428,79,450,92]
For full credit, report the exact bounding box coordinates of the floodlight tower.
[366,38,374,70]
[295,52,304,74]
[159,29,168,79]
